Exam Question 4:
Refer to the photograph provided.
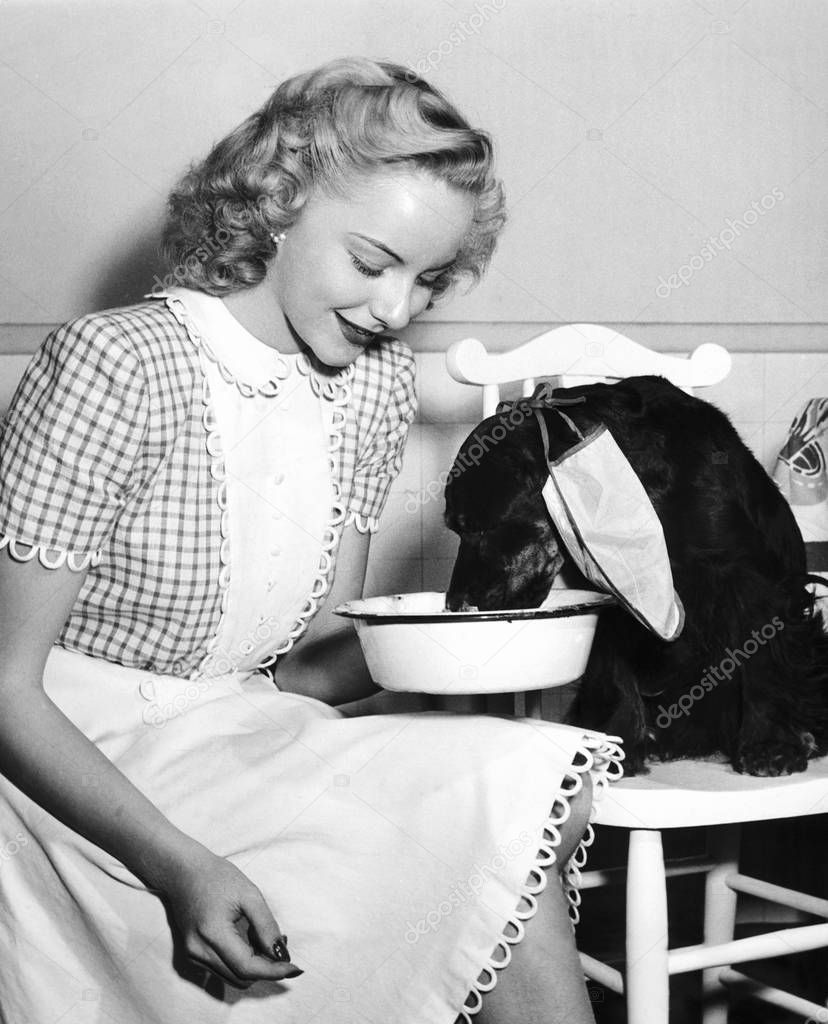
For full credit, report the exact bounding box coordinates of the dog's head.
[445,379,672,613]
[444,405,570,612]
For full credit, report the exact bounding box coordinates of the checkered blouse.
[0,294,417,676]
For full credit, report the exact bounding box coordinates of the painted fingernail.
[271,937,290,962]
[283,965,304,978]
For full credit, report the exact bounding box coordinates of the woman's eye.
[349,253,383,278]
[349,251,450,291]
[416,274,441,289]
[417,269,452,291]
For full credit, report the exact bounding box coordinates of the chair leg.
[626,829,670,1024]
[702,823,741,1024]
[524,689,544,719]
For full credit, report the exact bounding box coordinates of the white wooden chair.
[445,324,828,1024]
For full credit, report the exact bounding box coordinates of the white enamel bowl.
[334,590,614,695]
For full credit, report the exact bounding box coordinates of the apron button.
[138,678,156,701]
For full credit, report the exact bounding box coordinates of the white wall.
[0,0,826,333]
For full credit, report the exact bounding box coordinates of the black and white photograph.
[0,2,826,1022]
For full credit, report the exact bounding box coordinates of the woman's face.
[270,168,476,367]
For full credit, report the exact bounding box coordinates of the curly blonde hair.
[161,57,506,304]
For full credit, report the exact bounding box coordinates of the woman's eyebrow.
[350,233,455,272]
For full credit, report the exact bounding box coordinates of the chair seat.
[594,755,828,829]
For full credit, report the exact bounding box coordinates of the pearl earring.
[270,231,287,247]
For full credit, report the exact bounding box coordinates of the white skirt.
[0,646,623,1024]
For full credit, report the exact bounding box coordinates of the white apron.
[0,290,624,1024]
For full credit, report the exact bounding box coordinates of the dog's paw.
[734,732,816,777]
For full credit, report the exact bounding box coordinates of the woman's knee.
[555,772,593,867]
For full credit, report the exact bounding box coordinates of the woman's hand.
[0,551,303,994]
[157,842,303,989]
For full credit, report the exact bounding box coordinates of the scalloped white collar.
[158,285,298,387]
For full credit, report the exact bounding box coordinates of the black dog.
[445,375,828,777]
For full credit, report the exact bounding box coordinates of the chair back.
[445,324,732,417]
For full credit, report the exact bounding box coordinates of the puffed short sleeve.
[346,340,417,532]
[0,314,148,569]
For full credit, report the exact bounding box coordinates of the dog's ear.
[495,400,512,415]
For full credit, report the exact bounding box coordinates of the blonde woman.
[0,57,622,1023]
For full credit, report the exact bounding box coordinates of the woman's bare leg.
[473,775,595,1024]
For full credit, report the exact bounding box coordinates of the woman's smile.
[334,310,380,345]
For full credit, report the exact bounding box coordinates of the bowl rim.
[333,589,615,624]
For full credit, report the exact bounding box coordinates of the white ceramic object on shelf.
[334,590,614,695]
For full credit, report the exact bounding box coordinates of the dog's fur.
[444,375,828,776]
